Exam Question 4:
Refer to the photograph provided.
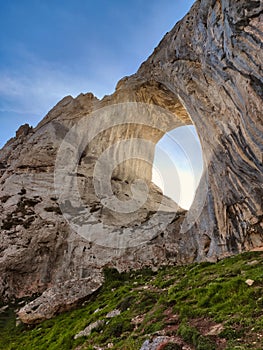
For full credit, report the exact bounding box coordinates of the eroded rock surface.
[0,0,262,323]
[18,276,103,324]
[0,89,185,324]
[137,0,263,259]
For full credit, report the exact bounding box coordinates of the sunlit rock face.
[0,0,262,323]
[136,0,263,259]
[0,80,186,323]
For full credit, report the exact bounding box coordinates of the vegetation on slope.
[0,251,262,349]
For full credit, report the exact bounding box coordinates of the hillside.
[1,251,262,350]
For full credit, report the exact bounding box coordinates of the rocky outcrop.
[0,0,262,323]
[17,275,103,324]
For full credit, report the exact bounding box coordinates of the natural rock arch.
[134,0,263,258]
[98,0,263,259]
[0,0,262,323]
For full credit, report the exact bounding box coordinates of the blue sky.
[0,0,195,147]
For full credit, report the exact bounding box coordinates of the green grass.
[0,251,262,349]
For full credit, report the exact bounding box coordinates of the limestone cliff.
[0,85,186,324]
[0,0,262,324]
[136,0,263,259]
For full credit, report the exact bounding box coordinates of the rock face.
[137,0,263,260]
[0,0,262,323]
[17,275,103,324]
[0,90,185,324]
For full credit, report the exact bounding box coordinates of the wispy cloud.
[0,64,89,116]
[0,49,125,119]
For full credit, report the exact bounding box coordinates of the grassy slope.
[0,251,262,350]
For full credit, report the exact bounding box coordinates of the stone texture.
[17,276,103,324]
[106,309,121,318]
[245,279,254,286]
[74,319,105,339]
[136,0,263,259]
[0,0,262,323]
[140,336,190,350]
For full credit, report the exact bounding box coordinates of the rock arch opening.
[152,125,203,210]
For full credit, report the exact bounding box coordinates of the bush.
[177,323,199,344]
[102,317,134,341]
[117,296,135,312]
[196,336,216,350]
[177,323,216,349]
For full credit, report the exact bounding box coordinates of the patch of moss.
[117,295,136,312]
[178,323,216,349]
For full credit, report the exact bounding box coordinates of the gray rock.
[106,309,121,318]
[74,319,105,339]
[18,276,103,324]
[140,336,184,350]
